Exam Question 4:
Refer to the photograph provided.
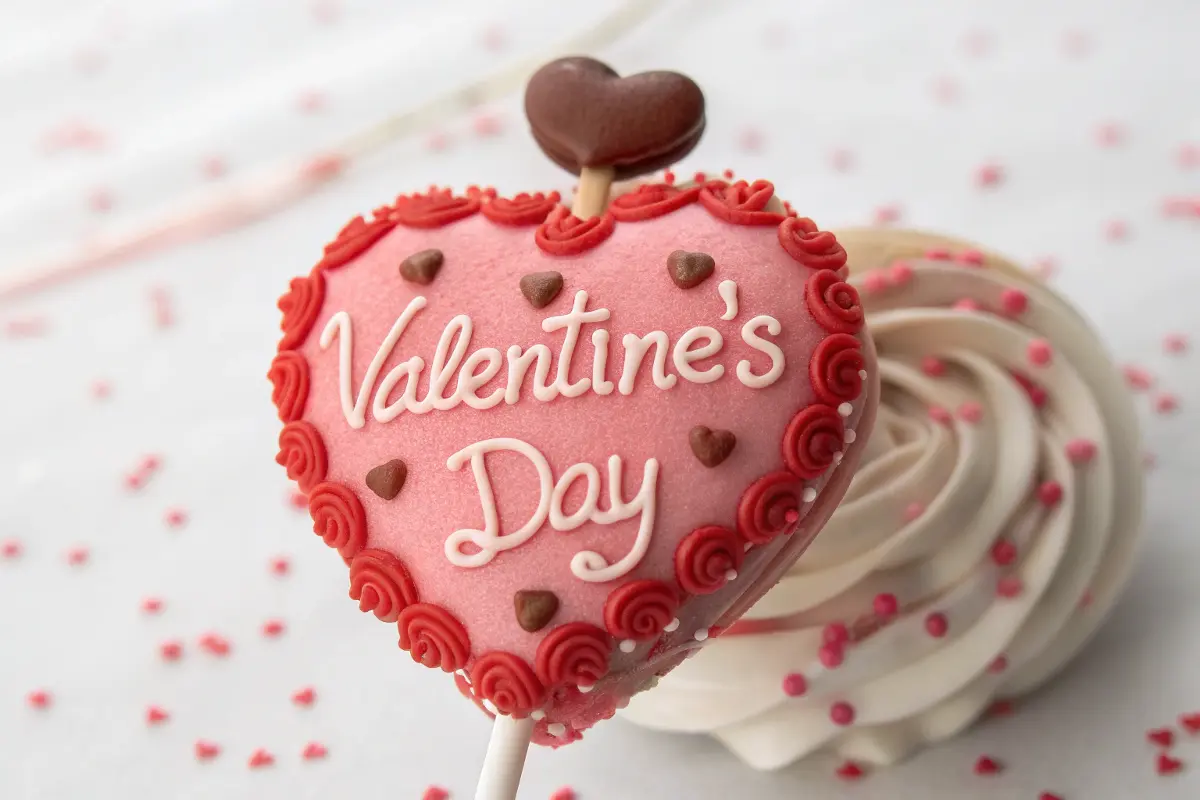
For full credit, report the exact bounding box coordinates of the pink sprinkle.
[835,761,866,780]
[160,641,183,662]
[426,131,451,152]
[889,261,914,285]
[1065,438,1098,464]
[1105,219,1129,241]
[140,454,161,472]
[903,501,926,522]
[289,491,308,510]
[297,89,325,113]
[311,0,339,24]
[141,597,164,614]
[124,472,145,491]
[862,270,889,294]
[928,405,952,425]
[248,748,274,769]
[999,288,1028,316]
[1096,122,1124,147]
[738,127,765,153]
[473,113,503,138]
[988,655,1008,673]
[27,690,51,709]
[873,593,899,617]
[479,24,506,51]
[873,204,901,225]
[974,755,1004,775]
[66,546,89,566]
[292,687,317,707]
[933,76,959,104]
[830,149,854,172]
[194,740,221,761]
[1179,711,1200,733]
[1,539,22,559]
[1154,392,1180,414]
[662,170,676,185]
[1122,365,1154,391]
[422,787,450,800]
[163,508,187,528]
[975,163,1004,188]
[822,622,849,646]
[996,576,1024,598]
[783,508,800,525]
[262,619,286,638]
[301,153,345,181]
[818,643,845,668]
[1027,339,1053,366]
[782,672,807,697]
[301,742,328,760]
[271,556,291,576]
[925,248,952,261]
[150,287,174,328]
[91,380,112,400]
[988,699,1015,716]
[88,188,114,213]
[921,356,947,377]
[991,539,1017,566]
[953,298,981,312]
[1011,370,1049,408]
[201,156,227,179]
[1179,144,1200,170]
[925,612,949,638]
[4,317,48,338]
[1164,333,1189,354]
[1162,197,1195,217]
[830,701,856,726]
[198,633,231,657]
[146,705,170,725]
[958,401,984,423]
[1032,256,1058,279]
[957,249,985,266]
[1062,29,1090,57]
[1037,481,1064,507]
[962,29,992,57]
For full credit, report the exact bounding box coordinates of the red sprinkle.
[829,701,855,726]
[1180,712,1200,733]
[782,672,807,697]
[1157,752,1185,776]
[1039,793,1064,800]
[988,655,1008,673]
[928,405,952,425]
[1105,219,1129,241]
[1122,365,1154,391]
[91,380,112,399]
[27,690,52,709]
[862,270,889,294]
[1147,728,1175,748]
[921,356,946,377]
[925,612,949,638]
[953,297,981,312]
[818,643,845,668]
[903,501,926,522]
[1027,339,1053,366]
[991,539,1018,566]
[262,619,286,638]
[889,261,914,285]
[301,742,328,760]
[873,204,901,225]
[292,687,317,707]
[958,401,983,423]
[248,748,274,769]
[271,556,291,576]
[999,288,1028,316]
[66,546,89,566]
[1037,481,1064,507]
[957,249,985,266]
[975,163,1004,188]
[422,787,450,800]
[996,576,1024,598]
[146,706,170,725]
[835,761,866,780]
[163,508,187,528]
[1,539,21,559]
[160,641,183,661]
[1163,333,1189,354]
[549,788,577,800]
[194,740,221,761]
[988,699,1015,716]
[141,597,164,614]
[1096,122,1124,147]
[1153,392,1180,414]
[472,113,503,138]
[873,593,899,617]
[198,633,231,657]
[973,755,1004,775]
[1065,439,1098,464]
[822,622,850,646]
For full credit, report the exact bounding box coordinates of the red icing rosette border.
[398,602,471,672]
[268,351,310,423]
[535,206,616,255]
[389,187,482,228]
[276,421,327,493]
[348,548,419,622]
[609,183,701,222]
[307,481,367,560]
[781,405,845,479]
[810,333,865,405]
[316,212,397,271]
[698,179,787,226]
[778,217,848,271]
[471,651,546,718]
[737,471,803,545]
[481,192,561,226]
[603,579,679,641]
[534,622,613,688]
[674,525,745,595]
[806,270,864,335]
[276,271,325,351]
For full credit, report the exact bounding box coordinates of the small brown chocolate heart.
[399,249,444,284]
[514,589,560,633]
[365,459,408,500]
[689,426,736,468]
[668,250,716,289]
[519,271,564,309]
[524,57,705,180]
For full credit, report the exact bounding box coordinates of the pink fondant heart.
[269,180,877,742]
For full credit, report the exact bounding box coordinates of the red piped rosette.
[471,652,547,718]
[398,602,471,672]
[268,351,310,422]
[535,206,616,255]
[389,187,481,229]
[609,183,701,222]
[348,548,419,622]
[782,405,845,479]
[307,481,367,560]
[534,622,613,688]
[779,217,848,271]
[698,179,787,226]
[276,421,327,493]
[737,471,803,545]
[603,580,679,640]
[276,271,325,351]
[481,192,561,226]
[316,212,396,271]
[806,270,864,335]
[675,525,744,595]
[810,334,865,405]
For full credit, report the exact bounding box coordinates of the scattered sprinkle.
[873,593,899,617]
[146,705,170,725]
[472,113,503,138]
[818,643,845,669]
[921,356,946,377]
[999,288,1028,316]
[262,619,286,638]
[975,163,1004,188]
[1065,438,1098,464]
[928,405,952,425]
[988,655,1009,673]
[1147,728,1175,748]
[973,755,1004,775]
[872,204,901,225]
[903,501,926,522]
[422,787,450,800]
[194,740,221,761]
[198,633,231,657]
[27,690,52,709]
[292,687,317,707]
[160,641,183,662]
[737,127,764,153]
[163,508,188,528]
[835,760,866,780]
[1153,392,1180,414]
[822,623,849,646]
[1122,365,1154,391]
[141,597,164,614]
[996,576,1024,598]
[988,699,1016,717]
[953,297,981,312]
[925,612,949,638]
[1027,339,1054,366]
[991,539,1018,566]
[1157,752,1185,776]
[829,701,855,726]
[1104,219,1129,241]
[782,672,807,697]
[247,748,274,769]
[1096,121,1125,147]
[65,546,89,566]
[958,401,984,423]
[271,556,291,575]
[1,539,22,559]
[301,742,328,761]
[1180,712,1200,733]
[1163,333,1189,354]
[549,788,576,800]
[830,149,854,172]
[1037,481,1064,507]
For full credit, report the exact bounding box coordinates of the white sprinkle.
[664,618,681,633]
[577,684,594,693]
[838,402,853,417]
[531,709,546,720]
[858,369,868,379]
[482,699,499,715]
[694,628,710,642]
[619,639,637,653]
[833,451,844,464]
[802,487,817,503]
[718,279,739,321]
[844,429,857,444]
[547,723,567,737]
[725,569,738,581]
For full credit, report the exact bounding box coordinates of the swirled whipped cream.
[620,228,1144,769]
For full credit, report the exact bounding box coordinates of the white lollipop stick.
[474,715,535,800]
[571,166,615,218]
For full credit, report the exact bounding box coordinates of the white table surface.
[1,1,1198,798]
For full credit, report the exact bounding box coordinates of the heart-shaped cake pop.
[269,176,878,744]
[524,57,705,179]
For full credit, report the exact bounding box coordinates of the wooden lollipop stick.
[474,715,535,800]
[571,166,615,218]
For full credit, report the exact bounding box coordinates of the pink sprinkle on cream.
[903,501,926,522]
[953,298,981,312]
[1037,481,1064,506]
[1164,333,1189,354]
[925,613,949,638]
[996,576,1024,598]
[873,593,899,617]
[830,701,856,726]
[1065,438,1098,464]
[862,270,888,294]
[958,249,985,266]
[782,673,808,697]
[1000,288,1028,316]
[921,356,946,377]
[958,401,983,423]
[889,261,914,285]
[1027,339,1053,366]
[819,644,845,668]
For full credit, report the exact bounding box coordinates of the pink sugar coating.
[296,202,877,725]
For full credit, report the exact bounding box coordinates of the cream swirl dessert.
[620,228,1144,769]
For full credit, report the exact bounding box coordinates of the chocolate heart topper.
[524,57,706,182]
